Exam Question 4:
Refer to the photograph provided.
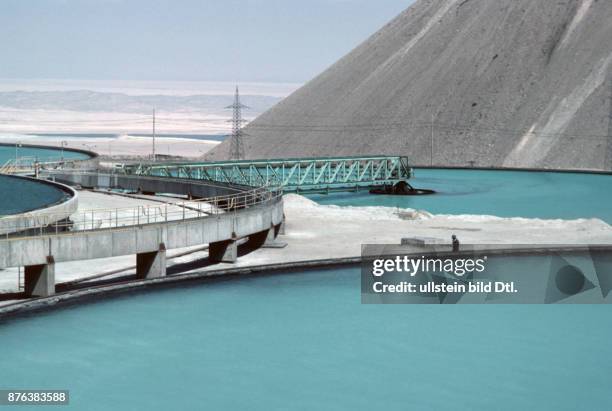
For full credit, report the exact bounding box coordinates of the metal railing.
[0,184,282,241]
[0,156,85,175]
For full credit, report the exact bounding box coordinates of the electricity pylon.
[227,86,249,160]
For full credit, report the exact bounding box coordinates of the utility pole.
[152,108,156,162]
[430,112,434,166]
[606,77,612,171]
[227,86,249,160]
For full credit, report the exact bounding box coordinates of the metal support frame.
[122,156,412,193]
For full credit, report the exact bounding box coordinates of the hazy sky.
[0,0,411,83]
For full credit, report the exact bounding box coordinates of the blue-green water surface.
[2,169,612,410]
[0,144,89,165]
[310,169,612,223]
[1,266,611,411]
[0,144,86,214]
[0,175,68,215]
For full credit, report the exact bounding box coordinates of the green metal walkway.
[119,156,412,193]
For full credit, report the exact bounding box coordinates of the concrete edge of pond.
[0,142,99,170]
[0,142,98,160]
[0,256,364,321]
[2,244,610,321]
[413,165,612,175]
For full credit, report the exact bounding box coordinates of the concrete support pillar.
[263,226,287,249]
[242,223,285,250]
[278,215,286,235]
[136,243,167,279]
[264,226,277,245]
[209,239,238,263]
[24,256,55,297]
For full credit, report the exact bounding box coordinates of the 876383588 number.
[0,390,69,405]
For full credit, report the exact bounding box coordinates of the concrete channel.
[0,172,284,298]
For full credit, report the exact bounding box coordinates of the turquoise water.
[1,266,611,410]
[0,175,68,215]
[0,144,89,165]
[0,144,85,214]
[310,169,612,223]
[2,169,611,409]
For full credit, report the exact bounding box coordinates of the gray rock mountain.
[207,0,612,171]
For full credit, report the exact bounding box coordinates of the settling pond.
[0,144,88,215]
[0,144,89,165]
[1,266,610,410]
[311,168,612,223]
[0,175,70,215]
[1,169,611,410]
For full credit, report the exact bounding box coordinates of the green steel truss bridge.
[119,156,412,193]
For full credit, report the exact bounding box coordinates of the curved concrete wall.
[0,176,78,236]
[1,171,283,269]
[45,171,248,198]
[0,197,283,268]
[0,142,99,170]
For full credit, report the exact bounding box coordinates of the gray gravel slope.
[207,0,612,171]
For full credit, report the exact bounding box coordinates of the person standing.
[452,235,460,252]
